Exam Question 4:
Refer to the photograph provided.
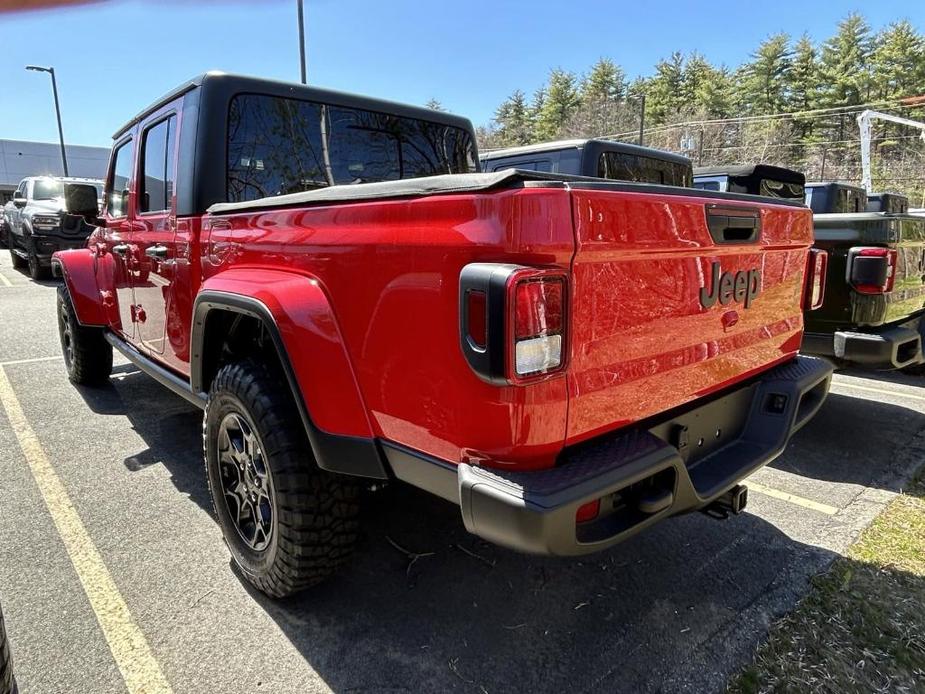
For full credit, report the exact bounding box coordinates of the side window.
[695,181,721,191]
[140,115,177,214]
[108,139,134,218]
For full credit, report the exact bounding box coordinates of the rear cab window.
[226,93,477,202]
[597,151,691,187]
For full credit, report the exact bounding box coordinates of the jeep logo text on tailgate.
[700,261,762,309]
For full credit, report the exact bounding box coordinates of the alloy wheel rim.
[217,412,274,551]
[59,302,73,367]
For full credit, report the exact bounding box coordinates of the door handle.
[144,245,168,259]
[112,244,129,256]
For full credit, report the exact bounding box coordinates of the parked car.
[480,138,693,186]
[801,183,925,369]
[0,601,16,694]
[693,164,805,200]
[0,200,12,248]
[7,176,103,280]
[54,72,832,598]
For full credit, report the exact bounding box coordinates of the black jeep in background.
[802,183,925,370]
[480,138,693,187]
[693,164,805,200]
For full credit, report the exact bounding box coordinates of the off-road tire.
[204,359,360,598]
[9,247,25,270]
[28,249,49,281]
[0,602,16,694]
[56,286,113,385]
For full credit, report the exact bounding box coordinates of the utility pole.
[297,0,307,84]
[638,94,646,146]
[26,65,68,176]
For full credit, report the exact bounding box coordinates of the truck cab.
[480,138,693,187]
[801,184,925,369]
[693,164,805,201]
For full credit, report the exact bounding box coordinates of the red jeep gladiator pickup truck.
[53,73,833,598]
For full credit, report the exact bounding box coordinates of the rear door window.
[108,139,134,218]
[139,115,177,214]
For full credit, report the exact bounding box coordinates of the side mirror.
[13,194,26,208]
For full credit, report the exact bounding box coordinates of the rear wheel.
[56,286,113,385]
[204,359,361,598]
[0,601,16,694]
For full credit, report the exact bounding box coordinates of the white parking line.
[832,382,925,405]
[0,355,63,367]
[0,365,173,694]
[0,271,12,288]
[746,481,839,515]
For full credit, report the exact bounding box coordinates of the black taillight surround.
[846,247,897,295]
[459,262,568,385]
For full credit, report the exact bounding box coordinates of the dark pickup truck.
[54,72,832,598]
[802,182,925,369]
[480,138,693,186]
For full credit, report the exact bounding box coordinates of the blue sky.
[1,0,921,147]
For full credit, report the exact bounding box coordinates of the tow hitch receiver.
[702,484,748,520]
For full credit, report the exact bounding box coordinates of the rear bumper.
[803,316,924,369]
[385,355,833,556]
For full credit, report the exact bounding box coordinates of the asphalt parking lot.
[0,251,923,694]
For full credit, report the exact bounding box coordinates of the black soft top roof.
[207,169,805,215]
[481,138,690,166]
[805,181,867,193]
[113,71,473,140]
[694,164,805,184]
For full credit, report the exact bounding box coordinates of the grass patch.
[728,472,925,693]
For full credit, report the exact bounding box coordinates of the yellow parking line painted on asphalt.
[0,355,63,367]
[0,365,173,694]
[832,381,925,405]
[0,272,12,288]
[746,481,839,515]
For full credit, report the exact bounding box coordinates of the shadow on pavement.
[70,368,923,692]
[770,392,925,492]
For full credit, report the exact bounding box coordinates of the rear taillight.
[804,248,828,310]
[512,277,565,377]
[459,264,568,385]
[847,247,897,295]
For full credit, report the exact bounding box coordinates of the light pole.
[297,0,307,84]
[26,65,68,177]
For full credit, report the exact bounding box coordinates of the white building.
[0,139,110,203]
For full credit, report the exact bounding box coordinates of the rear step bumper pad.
[803,318,924,369]
[384,356,833,556]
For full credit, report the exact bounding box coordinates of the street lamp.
[26,65,69,177]
[297,0,307,84]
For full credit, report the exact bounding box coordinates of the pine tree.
[870,20,925,100]
[581,58,627,102]
[494,90,533,146]
[739,33,792,114]
[788,34,820,112]
[425,98,445,112]
[646,52,686,124]
[533,69,581,140]
[819,13,873,106]
[695,65,735,118]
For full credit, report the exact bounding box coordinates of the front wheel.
[28,250,49,281]
[57,286,113,385]
[203,359,360,598]
[9,247,25,270]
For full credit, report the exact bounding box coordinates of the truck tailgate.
[565,185,812,444]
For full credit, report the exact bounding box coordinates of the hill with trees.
[477,14,925,204]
